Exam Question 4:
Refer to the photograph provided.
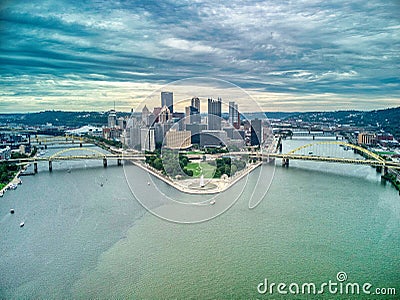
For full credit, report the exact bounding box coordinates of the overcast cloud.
[0,0,399,112]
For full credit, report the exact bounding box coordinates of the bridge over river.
[2,141,400,174]
[3,147,144,173]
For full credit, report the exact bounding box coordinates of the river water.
[0,138,399,299]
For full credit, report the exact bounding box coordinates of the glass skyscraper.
[161,91,173,113]
[207,97,222,130]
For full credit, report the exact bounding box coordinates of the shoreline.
[130,159,263,195]
[0,164,28,196]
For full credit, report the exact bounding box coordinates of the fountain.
[188,172,217,191]
[200,174,205,188]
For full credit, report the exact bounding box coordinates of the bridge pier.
[117,158,122,166]
[282,158,289,167]
[49,160,52,172]
[34,162,38,173]
[103,158,107,168]
[80,142,82,147]
[383,166,388,176]
[279,143,282,153]
[376,166,382,173]
[44,144,47,149]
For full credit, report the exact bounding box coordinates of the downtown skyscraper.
[191,97,200,112]
[207,97,222,130]
[228,101,240,129]
[161,91,173,113]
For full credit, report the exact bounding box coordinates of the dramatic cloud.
[0,0,399,112]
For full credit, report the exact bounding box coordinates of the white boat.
[0,191,4,197]
[147,182,150,186]
[210,200,216,205]
[9,184,17,190]
[19,222,24,228]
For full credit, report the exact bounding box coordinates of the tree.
[153,158,163,171]
[231,164,238,175]
[184,168,193,177]
[213,169,222,178]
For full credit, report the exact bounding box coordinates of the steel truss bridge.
[2,147,144,173]
[30,135,87,146]
[245,141,400,170]
[2,141,400,172]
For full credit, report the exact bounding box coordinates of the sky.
[0,0,399,113]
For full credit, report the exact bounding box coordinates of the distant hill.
[0,110,129,127]
[287,106,400,139]
[221,112,296,120]
[264,112,297,119]
[1,107,399,139]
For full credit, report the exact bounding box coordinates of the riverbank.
[130,160,263,195]
[382,171,400,192]
[0,164,28,196]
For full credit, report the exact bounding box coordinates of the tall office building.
[159,106,171,124]
[185,106,200,124]
[141,105,150,126]
[154,123,164,145]
[229,101,240,129]
[141,127,155,152]
[125,117,141,149]
[161,91,173,113]
[207,97,222,130]
[117,117,125,129]
[108,109,117,128]
[191,97,200,112]
[250,118,262,146]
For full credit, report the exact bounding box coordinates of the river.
[0,138,399,299]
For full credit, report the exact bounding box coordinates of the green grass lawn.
[374,151,396,155]
[186,162,216,178]
[185,151,205,155]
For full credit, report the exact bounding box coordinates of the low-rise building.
[358,132,376,145]
[66,125,103,136]
[200,130,228,148]
[164,130,191,149]
[0,146,11,160]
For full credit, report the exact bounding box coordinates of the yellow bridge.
[2,141,400,174]
[30,135,88,147]
[175,141,400,171]
[3,147,145,173]
[240,141,400,170]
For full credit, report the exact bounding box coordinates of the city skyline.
[1,0,399,113]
